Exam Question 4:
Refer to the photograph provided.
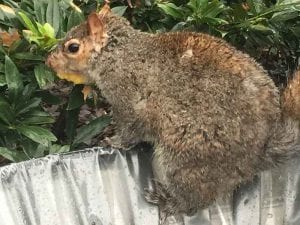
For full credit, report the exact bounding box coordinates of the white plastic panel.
[0,147,299,225]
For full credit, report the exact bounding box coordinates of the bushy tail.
[265,117,300,166]
[265,69,300,166]
[282,69,300,120]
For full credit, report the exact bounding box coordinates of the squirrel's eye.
[68,43,80,53]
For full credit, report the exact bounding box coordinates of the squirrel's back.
[141,32,281,158]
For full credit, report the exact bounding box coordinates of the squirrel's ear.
[87,13,104,37]
[98,3,111,19]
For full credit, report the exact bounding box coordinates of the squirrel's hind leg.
[144,180,189,224]
[144,179,199,224]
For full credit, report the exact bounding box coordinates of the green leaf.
[0,147,16,161]
[42,23,55,38]
[12,52,44,61]
[22,30,40,45]
[0,63,4,72]
[0,147,28,162]
[0,45,5,55]
[0,97,13,125]
[17,125,57,146]
[271,10,299,22]
[188,0,208,11]
[35,90,62,105]
[0,3,16,22]
[0,75,6,86]
[21,109,55,124]
[33,0,46,24]
[16,97,41,115]
[21,28,57,49]
[67,10,84,31]
[0,122,9,131]
[31,144,46,158]
[22,116,55,125]
[67,85,84,110]
[247,0,265,15]
[49,144,70,154]
[34,64,55,88]
[65,107,79,143]
[73,115,111,145]
[290,26,300,37]
[23,110,52,117]
[203,0,226,17]
[201,17,228,25]
[171,22,187,31]
[21,139,41,158]
[157,3,184,19]
[46,0,60,35]
[250,24,275,34]
[5,55,23,99]
[24,144,47,158]
[18,11,40,35]
[22,83,37,99]
[111,6,128,16]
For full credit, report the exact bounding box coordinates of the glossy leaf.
[0,147,28,162]
[37,22,55,38]
[16,97,41,115]
[157,3,184,19]
[290,26,300,37]
[0,45,5,55]
[31,144,46,158]
[18,11,39,34]
[23,110,53,117]
[35,90,62,105]
[49,144,70,154]
[34,64,55,88]
[67,85,84,110]
[33,0,46,24]
[22,110,54,125]
[0,97,13,125]
[111,6,128,17]
[5,55,23,98]
[203,0,227,18]
[22,116,55,125]
[0,75,6,86]
[46,0,60,35]
[250,24,275,34]
[12,52,44,61]
[17,124,57,146]
[73,115,111,145]
[271,10,299,22]
[67,10,84,31]
[65,107,80,143]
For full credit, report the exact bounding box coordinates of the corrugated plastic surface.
[0,146,299,225]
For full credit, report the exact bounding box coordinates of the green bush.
[0,0,299,162]
[0,0,111,162]
[125,0,300,82]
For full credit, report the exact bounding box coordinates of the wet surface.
[0,146,299,225]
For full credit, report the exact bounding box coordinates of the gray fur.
[49,14,300,219]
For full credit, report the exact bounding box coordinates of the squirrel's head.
[46,4,110,84]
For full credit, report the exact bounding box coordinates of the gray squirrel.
[47,4,300,221]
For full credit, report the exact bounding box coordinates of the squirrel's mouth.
[56,72,87,84]
[46,54,87,84]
